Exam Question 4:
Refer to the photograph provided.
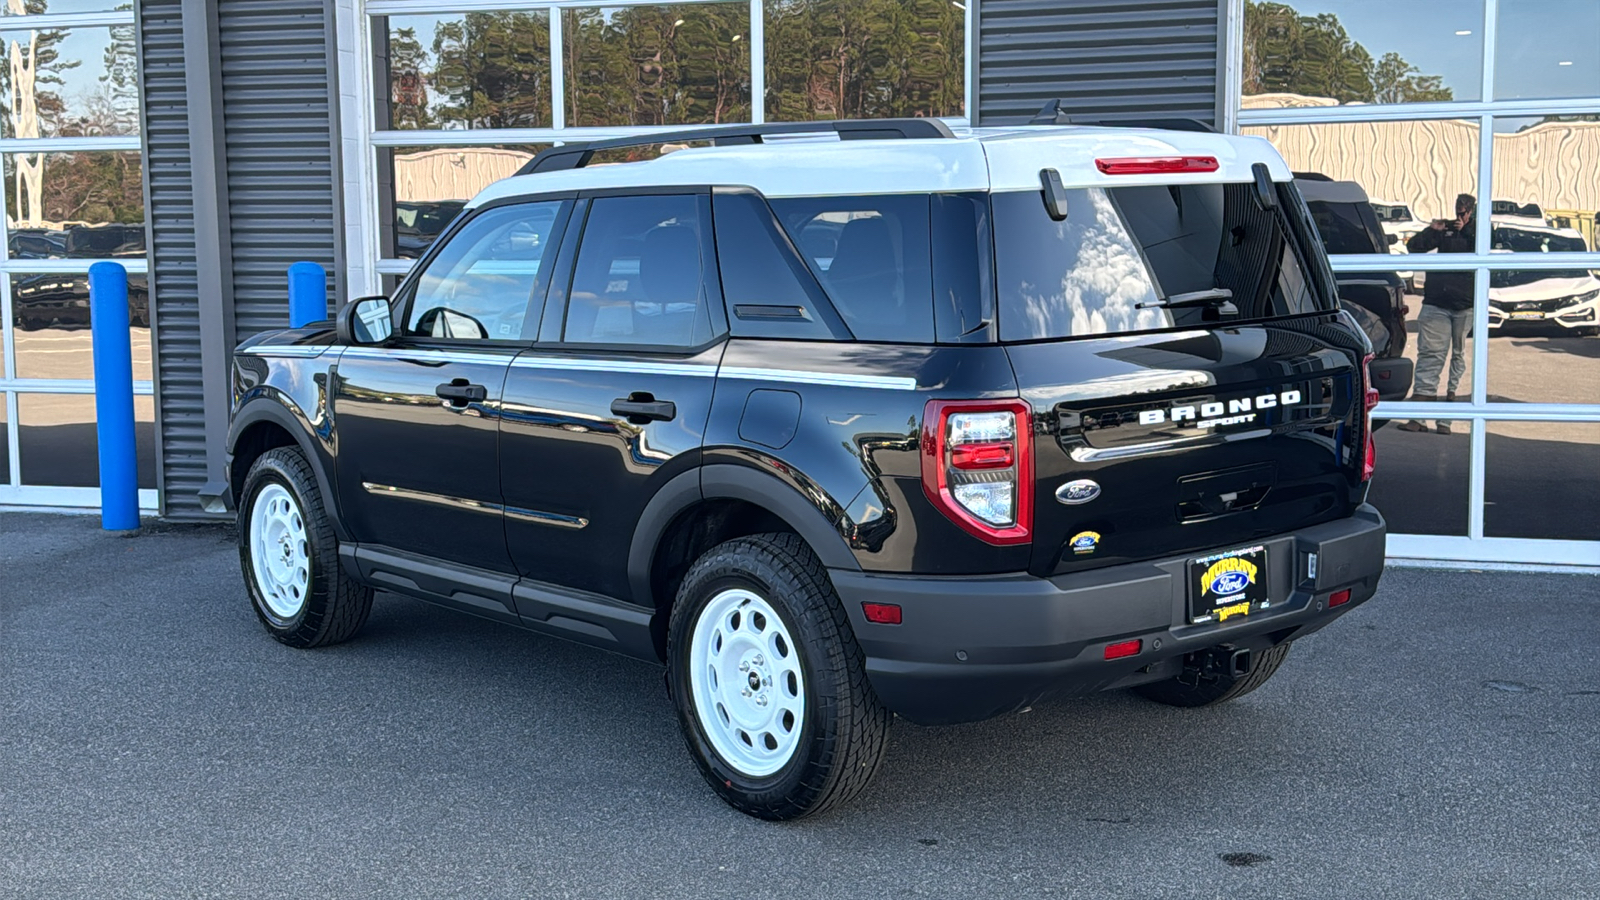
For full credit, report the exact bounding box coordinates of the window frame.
[392,192,576,349]
[543,185,729,355]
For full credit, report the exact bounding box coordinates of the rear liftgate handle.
[611,392,676,424]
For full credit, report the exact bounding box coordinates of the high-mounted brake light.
[1361,353,1378,482]
[1095,156,1219,175]
[921,399,1033,545]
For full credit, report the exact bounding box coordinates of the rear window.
[771,195,935,343]
[993,182,1332,342]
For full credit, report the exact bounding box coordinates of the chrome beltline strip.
[718,365,918,391]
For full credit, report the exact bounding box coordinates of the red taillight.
[1095,156,1219,175]
[1104,639,1142,660]
[1361,353,1378,482]
[921,399,1033,545]
[1329,589,1352,608]
[862,602,902,625]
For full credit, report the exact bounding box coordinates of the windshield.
[1491,227,1588,253]
[993,181,1332,341]
[1490,269,1597,288]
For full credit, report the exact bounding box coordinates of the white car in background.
[1487,220,1600,335]
[1369,198,1422,288]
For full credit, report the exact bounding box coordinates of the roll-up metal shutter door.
[139,0,209,519]
[977,0,1221,126]
[219,0,344,340]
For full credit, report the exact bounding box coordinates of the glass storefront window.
[563,3,752,127]
[11,274,150,381]
[0,25,139,138]
[1366,419,1471,535]
[0,397,9,484]
[17,392,155,488]
[1490,115,1600,255]
[2,0,128,15]
[380,12,552,130]
[1485,422,1600,540]
[1245,120,1481,245]
[764,0,965,120]
[385,145,548,258]
[3,152,144,246]
[1493,0,1600,101]
[1242,0,1483,110]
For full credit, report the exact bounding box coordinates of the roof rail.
[516,118,957,175]
[1026,100,1218,134]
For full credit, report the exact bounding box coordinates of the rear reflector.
[1095,156,1219,175]
[862,602,902,625]
[1104,639,1142,660]
[1329,589,1352,608]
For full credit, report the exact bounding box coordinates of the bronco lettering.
[1137,389,1304,427]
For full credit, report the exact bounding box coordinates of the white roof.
[466,125,1296,208]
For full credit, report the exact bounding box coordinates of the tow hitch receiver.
[1178,644,1254,684]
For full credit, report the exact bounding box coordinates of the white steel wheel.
[688,588,807,778]
[250,483,310,620]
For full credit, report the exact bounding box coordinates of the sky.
[1280,0,1599,109]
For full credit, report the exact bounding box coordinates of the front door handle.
[611,393,676,424]
[436,379,488,406]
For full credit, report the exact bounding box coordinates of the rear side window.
[712,191,842,340]
[771,195,935,343]
[564,194,716,348]
[993,183,1331,342]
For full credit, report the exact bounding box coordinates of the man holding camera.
[1399,193,1477,434]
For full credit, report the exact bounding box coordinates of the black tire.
[1133,642,1292,708]
[667,533,890,820]
[238,446,372,648]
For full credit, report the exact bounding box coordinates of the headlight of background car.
[1574,290,1600,304]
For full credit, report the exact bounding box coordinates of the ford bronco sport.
[228,116,1387,820]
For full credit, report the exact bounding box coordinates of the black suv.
[228,119,1387,820]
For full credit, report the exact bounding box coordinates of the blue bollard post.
[88,261,139,531]
[287,261,328,328]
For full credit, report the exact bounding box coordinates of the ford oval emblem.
[1055,479,1101,505]
[1209,571,1253,596]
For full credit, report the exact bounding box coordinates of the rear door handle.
[611,394,676,423]
[436,379,488,406]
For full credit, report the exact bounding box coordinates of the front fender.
[228,392,346,541]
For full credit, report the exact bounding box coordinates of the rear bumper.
[832,505,1386,725]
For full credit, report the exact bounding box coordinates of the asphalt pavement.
[1,512,1596,899]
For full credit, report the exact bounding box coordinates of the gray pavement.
[1,512,1596,899]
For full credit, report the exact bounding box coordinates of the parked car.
[1486,221,1600,335]
[1294,174,1415,400]
[228,117,1387,819]
[395,200,466,258]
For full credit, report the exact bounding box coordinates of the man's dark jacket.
[1406,219,1476,311]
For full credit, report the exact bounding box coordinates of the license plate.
[1509,311,1545,319]
[1188,545,1269,624]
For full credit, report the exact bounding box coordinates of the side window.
[404,200,564,341]
[770,194,935,343]
[564,194,715,348]
[712,191,841,340]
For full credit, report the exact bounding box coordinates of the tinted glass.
[12,273,150,381]
[563,4,752,127]
[1365,417,1469,535]
[4,152,144,245]
[3,0,127,15]
[1490,115,1600,255]
[713,192,837,340]
[1493,0,1600,101]
[764,0,964,120]
[1244,120,1480,254]
[381,12,552,129]
[0,25,139,137]
[771,194,934,343]
[18,392,155,488]
[565,194,713,348]
[930,193,994,342]
[0,397,7,484]
[1242,0,1482,108]
[993,184,1328,342]
[1485,422,1600,540]
[405,202,564,341]
[386,145,548,258]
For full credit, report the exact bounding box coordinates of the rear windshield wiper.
[1136,288,1237,314]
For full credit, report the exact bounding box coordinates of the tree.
[387,25,433,129]
[432,10,553,129]
[1242,1,1452,105]
[564,5,751,127]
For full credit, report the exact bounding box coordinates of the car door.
[499,191,725,601]
[333,198,570,572]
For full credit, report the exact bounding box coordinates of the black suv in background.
[227,119,1387,819]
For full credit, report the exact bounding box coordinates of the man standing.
[1400,193,1476,434]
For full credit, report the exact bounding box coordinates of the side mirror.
[1387,233,1398,245]
[336,296,394,345]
